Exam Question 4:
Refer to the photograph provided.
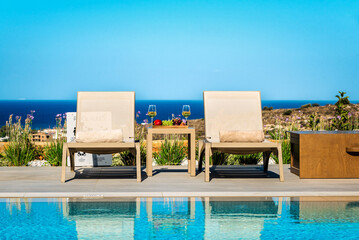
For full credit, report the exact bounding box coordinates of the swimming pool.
[1,197,359,239]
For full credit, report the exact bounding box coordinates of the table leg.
[205,142,211,182]
[190,133,196,176]
[146,131,153,177]
[187,134,191,174]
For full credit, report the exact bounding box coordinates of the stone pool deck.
[1,164,359,198]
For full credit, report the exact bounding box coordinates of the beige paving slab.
[1,165,359,198]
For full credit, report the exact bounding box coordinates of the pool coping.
[2,191,359,198]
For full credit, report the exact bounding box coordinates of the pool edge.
[2,191,359,198]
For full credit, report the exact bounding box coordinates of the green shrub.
[0,125,6,138]
[44,113,66,166]
[154,138,187,165]
[119,151,136,166]
[33,145,44,160]
[112,153,123,166]
[271,140,291,164]
[309,114,320,131]
[3,114,36,166]
[268,128,290,140]
[227,153,262,165]
[140,143,147,165]
[44,140,65,166]
[112,151,136,166]
[300,103,312,109]
[4,141,35,166]
[335,91,350,105]
[332,91,350,130]
[210,152,263,165]
[312,103,320,107]
[263,106,273,111]
[0,153,10,166]
[283,110,292,116]
[211,152,229,165]
[112,142,147,166]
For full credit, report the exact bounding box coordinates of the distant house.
[32,132,52,142]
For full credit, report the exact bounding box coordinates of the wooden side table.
[289,131,359,178]
[146,127,196,177]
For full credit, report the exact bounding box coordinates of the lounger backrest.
[76,91,135,143]
[203,91,263,142]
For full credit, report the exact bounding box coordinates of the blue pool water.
[1,197,359,239]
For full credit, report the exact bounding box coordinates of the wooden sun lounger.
[198,91,284,182]
[61,91,141,183]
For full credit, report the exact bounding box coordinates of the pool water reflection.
[1,197,359,239]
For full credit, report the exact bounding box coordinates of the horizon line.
[0,99,358,101]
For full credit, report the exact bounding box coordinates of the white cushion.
[219,130,264,142]
[76,129,123,143]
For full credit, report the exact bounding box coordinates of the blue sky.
[0,0,358,100]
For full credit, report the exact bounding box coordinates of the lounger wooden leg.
[197,140,203,162]
[198,149,204,173]
[263,151,271,173]
[277,143,285,182]
[135,143,141,182]
[61,143,67,183]
[205,142,211,182]
[70,149,75,172]
[198,141,204,173]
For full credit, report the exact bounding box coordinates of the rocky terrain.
[136,103,359,140]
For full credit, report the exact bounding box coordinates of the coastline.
[1,100,359,129]
[145,103,359,139]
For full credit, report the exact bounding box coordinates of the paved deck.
[1,165,359,198]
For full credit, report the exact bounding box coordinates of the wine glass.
[148,105,157,127]
[182,105,191,125]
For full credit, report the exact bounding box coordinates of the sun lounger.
[198,91,284,182]
[61,91,141,183]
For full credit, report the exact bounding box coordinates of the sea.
[0,100,356,129]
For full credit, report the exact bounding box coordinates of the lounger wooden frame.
[60,91,141,183]
[198,140,284,182]
[198,91,284,182]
